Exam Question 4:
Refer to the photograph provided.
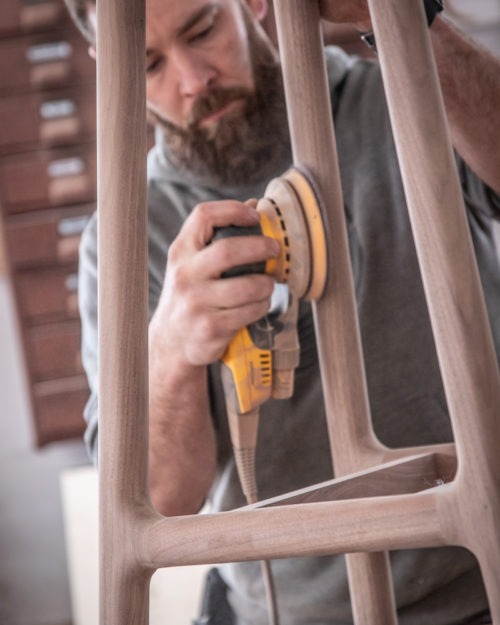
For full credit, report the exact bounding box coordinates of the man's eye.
[146,57,164,75]
[190,23,214,43]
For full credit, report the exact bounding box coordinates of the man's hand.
[319,0,372,32]
[151,199,279,370]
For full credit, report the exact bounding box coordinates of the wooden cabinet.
[0,146,96,213]
[0,87,96,154]
[0,0,72,37]
[0,31,95,93]
[0,0,95,446]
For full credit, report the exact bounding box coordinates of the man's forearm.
[145,200,278,517]
[148,330,217,517]
[432,16,500,193]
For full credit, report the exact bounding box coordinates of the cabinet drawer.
[6,206,92,267]
[26,320,83,381]
[0,146,96,214]
[16,265,79,323]
[32,375,88,446]
[0,87,95,153]
[0,0,71,37]
[0,30,95,94]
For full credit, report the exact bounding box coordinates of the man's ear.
[87,3,97,56]
[245,0,268,22]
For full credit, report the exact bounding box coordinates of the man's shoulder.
[146,140,207,222]
[324,45,380,97]
[324,46,362,83]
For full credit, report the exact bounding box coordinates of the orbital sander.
[216,168,328,625]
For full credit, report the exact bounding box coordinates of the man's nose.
[173,50,217,97]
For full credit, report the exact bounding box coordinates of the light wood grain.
[97,0,153,623]
[142,489,445,568]
[366,0,500,619]
[272,1,398,620]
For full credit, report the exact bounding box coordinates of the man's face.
[145,0,290,185]
[145,0,257,131]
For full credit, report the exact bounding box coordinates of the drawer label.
[58,215,90,237]
[26,41,73,64]
[40,99,76,120]
[47,156,85,178]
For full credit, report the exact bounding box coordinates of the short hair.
[64,0,96,45]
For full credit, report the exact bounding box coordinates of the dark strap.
[193,568,235,625]
[361,0,444,51]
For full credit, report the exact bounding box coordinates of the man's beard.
[148,17,291,187]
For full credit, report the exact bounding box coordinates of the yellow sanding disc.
[259,168,327,301]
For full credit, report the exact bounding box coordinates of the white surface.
[60,465,210,625]
[446,0,500,55]
[0,276,90,625]
[447,0,500,25]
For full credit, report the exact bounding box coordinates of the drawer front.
[26,320,83,381]
[0,0,71,37]
[16,265,80,323]
[0,30,95,94]
[6,206,92,267]
[0,87,96,153]
[32,375,88,446]
[0,146,96,214]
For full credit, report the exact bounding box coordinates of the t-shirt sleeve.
[77,178,191,464]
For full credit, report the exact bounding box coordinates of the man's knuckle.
[168,264,189,292]
[193,202,212,223]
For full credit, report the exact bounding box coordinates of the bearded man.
[65,0,500,623]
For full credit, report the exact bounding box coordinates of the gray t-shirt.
[78,47,500,624]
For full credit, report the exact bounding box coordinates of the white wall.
[447,0,500,54]
[0,277,90,625]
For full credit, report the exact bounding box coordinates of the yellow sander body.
[221,167,327,417]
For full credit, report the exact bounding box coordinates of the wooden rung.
[253,451,457,508]
[143,488,446,568]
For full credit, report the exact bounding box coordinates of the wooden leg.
[346,552,396,625]
[97,0,153,623]
[254,1,397,622]
[366,0,500,618]
[366,0,500,471]
[100,566,152,625]
[475,541,500,622]
[272,0,384,471]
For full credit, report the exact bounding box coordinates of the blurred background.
[0,1,498,624]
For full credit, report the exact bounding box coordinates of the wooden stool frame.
[96,0,500,623]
